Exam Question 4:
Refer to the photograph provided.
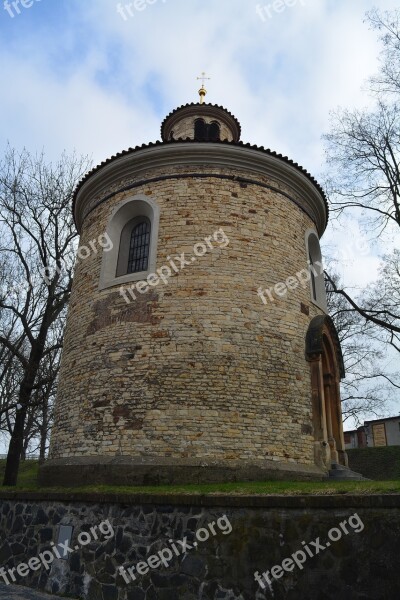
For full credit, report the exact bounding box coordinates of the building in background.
[344,427,367,449]
[345,416,400,449]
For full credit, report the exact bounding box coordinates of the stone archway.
[306,316,348,470]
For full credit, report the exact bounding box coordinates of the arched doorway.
[306,316,348,470]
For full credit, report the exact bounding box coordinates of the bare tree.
[367,7,400,96]
[0,146,90,485]
[325,260,400,355]
[0,345,23,433]
[22,336,60,461]
[323,8,400,365]
[324,101,400,232]
[325,270,396,425]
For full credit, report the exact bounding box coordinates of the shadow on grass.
[0,460,399,496]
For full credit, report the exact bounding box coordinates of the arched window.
[117,215,153,276]
[309,250,317,301]
[209,121,221,141]
[99,195,160,290]
[305,230,327,312]
[194,119,221,141]
[194,118,207,141]
[127,218,151,274]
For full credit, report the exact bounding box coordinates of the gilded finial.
[196,71,211,104]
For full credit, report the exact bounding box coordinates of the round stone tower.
[40,99,348,486]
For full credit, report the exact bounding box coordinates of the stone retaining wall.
[0,492,399,600]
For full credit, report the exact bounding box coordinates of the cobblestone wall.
[0,495,398,600]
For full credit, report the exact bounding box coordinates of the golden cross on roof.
[197,71,211,104]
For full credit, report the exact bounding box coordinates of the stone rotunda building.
[40,94,348,486]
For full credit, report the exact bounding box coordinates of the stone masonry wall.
[50,160,324,467]
[0,494,398,600]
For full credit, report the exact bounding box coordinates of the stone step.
[330,462,351,471]
[329,462,369,480]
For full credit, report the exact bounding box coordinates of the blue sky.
[0,0,399,420]
[1,0,395,167]
[1,0,395,164]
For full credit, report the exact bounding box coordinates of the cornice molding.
[74,142,328,235]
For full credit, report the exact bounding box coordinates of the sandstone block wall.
[49,159,324,467]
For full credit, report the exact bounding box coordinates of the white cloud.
[0,0,395,161]
[0,0,398,437]
[0,0,397,289]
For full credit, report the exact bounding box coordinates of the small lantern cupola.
[161,104,241,143]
